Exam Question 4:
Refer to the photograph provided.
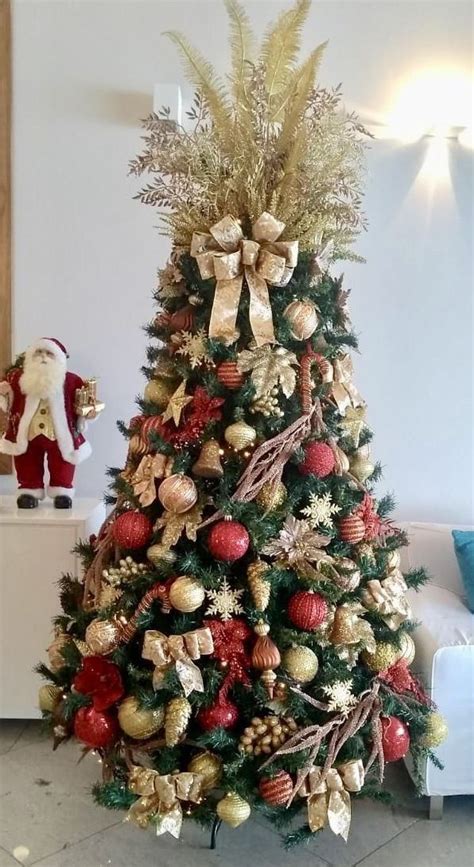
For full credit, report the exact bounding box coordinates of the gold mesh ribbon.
[142,627,214,696]
[361,573,411,630]
[298,760,364,840]
[190,212,298,346]
[127,766,203,837]
[331,355,364,414]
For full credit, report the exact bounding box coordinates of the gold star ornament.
[161,381,193,426]
[339,406,367,447]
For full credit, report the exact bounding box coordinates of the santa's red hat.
[30,337,69,359]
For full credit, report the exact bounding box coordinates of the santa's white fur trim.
[48,486,75,498]
[17,488,45,499]
[0,391,92,464]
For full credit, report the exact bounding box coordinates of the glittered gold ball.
[187,752,222,791]
[282,645,319,683]
[332,558,361,592]
[47,634,71,672]
[398,633,416,666]
[283,299,319,340]
[38,684,63,713]
[85,618,122,655]
[147,543,177,567]
[255,480,287,511]
[118,696,164,740]
[420,712,448,748]
[355,543,376,565]
[216,792,251,828]
[158,474,198,514]
[169,575,205,612]
[224,420,257,451]
[144,378,178,409]
[362,642,400,672]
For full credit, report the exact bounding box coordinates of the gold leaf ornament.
[154,501,204,547]
[237,343,298,399]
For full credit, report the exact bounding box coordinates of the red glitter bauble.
[338,514,366,544]
[113,512,152,549]
[207,520,250,562]
[216,361,244,390]
[74,706,120,749]
[259,771,294,806]
[381,715,410,762]
[197,698,239,731]
[299,442,335,478]
[288,591,328,630]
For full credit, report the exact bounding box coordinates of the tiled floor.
[0,720,472,867]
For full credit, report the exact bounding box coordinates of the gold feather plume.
[260,0,311,102]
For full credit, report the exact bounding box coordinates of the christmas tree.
[38,0,447,848]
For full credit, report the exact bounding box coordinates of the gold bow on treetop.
[298,760,365,841]
[142,627,214,696]
[190,212,298,346]
[126,766,203,838]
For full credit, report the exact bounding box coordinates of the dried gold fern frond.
[224,0,255,102]
[164,30,231,145]
[260,0,311,101]
[273,41,327,134]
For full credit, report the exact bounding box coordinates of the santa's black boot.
[17,493,39,509]
[54,495,72,509]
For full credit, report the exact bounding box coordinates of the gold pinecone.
[164,697,192,746]
[247,560,271,611]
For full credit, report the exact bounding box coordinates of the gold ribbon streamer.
[190,212,298,346]
[126,766,203,838]
[298,761,364,840]
[361,573,411,630]
[142,628,214,696]
[331,355,364,414]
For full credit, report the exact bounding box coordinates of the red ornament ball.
[113,512,152,549]
[207,520,250,562]
[299,441,335,478]
[381,715,410,762]
[338,514,366,544]
[259,771,294,806]
[216,361,244,390]
[74,706,120,749]
[197,697,239,731]
[288,591,328,631]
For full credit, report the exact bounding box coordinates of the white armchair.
[398,522,474,818]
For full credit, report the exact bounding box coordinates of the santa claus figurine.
[0,338,102,509]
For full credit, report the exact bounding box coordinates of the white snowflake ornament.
[205,578,245,621]
[300,492,341,529]
[322,679,358,716]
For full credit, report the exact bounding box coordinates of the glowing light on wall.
[386,68,472,144]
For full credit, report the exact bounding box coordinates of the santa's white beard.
[20,355,67,399]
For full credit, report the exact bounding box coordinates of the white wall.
[4,0,473,524]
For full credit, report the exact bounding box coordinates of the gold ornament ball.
[362,642,400,672]
[169,575,205,612]
[38,684,62,713]
[255,480,287,511]
[355,543,376,565]
[282,645,319,683]
[398,632,416,666]
[144,378,177,409]
[158,474,198,514]
[85,618,122,655]
[47,634,71,672]
[283,299,319,340]
[187,752,222,791]
[118,696,164,740]
[421,712,448,748]
[224,420,257,452]
[216,792,251,828]
[332,557,361,592]
[147,543,177,567]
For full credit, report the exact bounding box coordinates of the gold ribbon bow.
[142,628,214,696]
[331,355,364,414]
[298,760,364,841]
[190,212,298,346]
[127,766,203,838]
[361,573,411,630]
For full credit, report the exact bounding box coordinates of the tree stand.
[210,817,222,849]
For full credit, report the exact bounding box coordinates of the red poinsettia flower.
[73,656,124,711]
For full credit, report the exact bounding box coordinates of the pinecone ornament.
[164,697,192,746]
[247,560,271,611]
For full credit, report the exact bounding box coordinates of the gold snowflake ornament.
[205,578,244,621]
[322,679,358,716]
[301,493,341,529]
[176,329,211,369]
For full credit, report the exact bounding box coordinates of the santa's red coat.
[0,368,91,465]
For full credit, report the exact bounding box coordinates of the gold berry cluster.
[239,715,298,756]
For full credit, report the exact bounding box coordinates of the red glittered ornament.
[207,520,250,562]
[216,361,245,390]
[197,697,239,731]
[299,442,335,478]
[288,591,328,631]
[381,715,410,762]
[259,771,294,806]
[338,514,366,544]
[113,512,152,549]
[73,706,120,749]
